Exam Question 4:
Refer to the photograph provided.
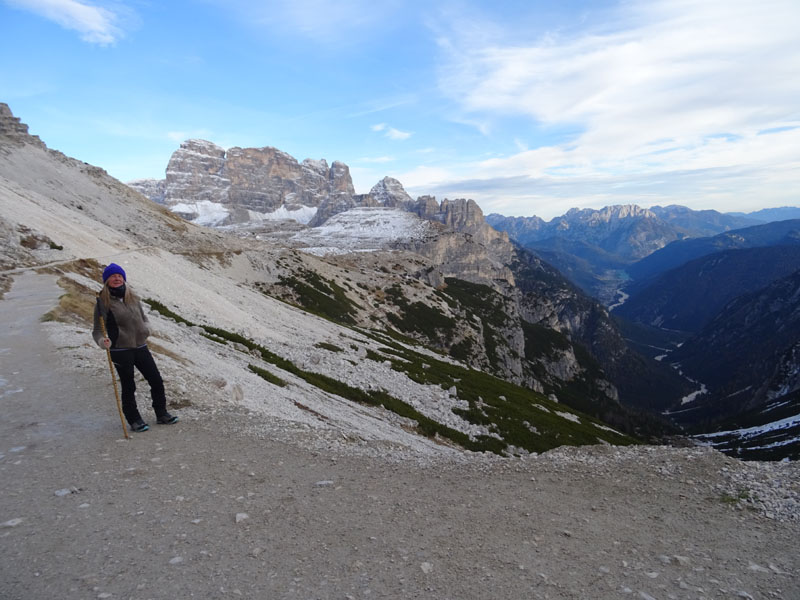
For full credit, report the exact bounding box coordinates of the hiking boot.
[130,420,150,432]
[156,413,178,425]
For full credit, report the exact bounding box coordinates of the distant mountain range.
[487,205,765,302]
[729,206,800,222]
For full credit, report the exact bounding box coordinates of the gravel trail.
[1,272,798,600]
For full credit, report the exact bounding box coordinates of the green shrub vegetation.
[384,284,457,341]
[315,342,344,353]
[522,321,571,361]
[248,364,288,387]
[143,298,195,326]
[448,337,475,362]
[278,269,359,325]
[437,278,515,368]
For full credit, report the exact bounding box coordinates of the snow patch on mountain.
[681,384,708,405]
[169,201,318,227]
[251,204,317,224]
[171,200,230,226]
[695,413,800,448]
[289,207,436,256]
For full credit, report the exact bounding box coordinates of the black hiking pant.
[111,345,167,424]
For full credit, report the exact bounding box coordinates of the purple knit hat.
[102,263,126,283]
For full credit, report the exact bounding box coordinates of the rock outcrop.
[369,176,414,208]
[129,139,356,225]
[165,139,229,205]
[127,178,166,204]
[0,103,46,148]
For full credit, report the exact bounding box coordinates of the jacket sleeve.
[138,302,151,339]
[92,300,106,348]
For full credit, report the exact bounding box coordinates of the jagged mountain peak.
[134,138,359,227]
[369,176,414,207]
[180,138,226,154]
[562,204,657,222]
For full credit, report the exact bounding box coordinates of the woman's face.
[107,273,125,288]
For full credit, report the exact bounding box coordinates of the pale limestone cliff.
[131,139,356,225]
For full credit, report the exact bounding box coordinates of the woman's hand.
[102,337,111,349]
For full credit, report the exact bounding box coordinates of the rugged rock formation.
[129,139,356,225]
[0,103,45,148]
[409,198,515,288]
[308,176,411,226]
[165,139,229,205]
[369,176,414,208]
[127,178,166,204]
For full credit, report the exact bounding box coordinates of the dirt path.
[1,272,798,600]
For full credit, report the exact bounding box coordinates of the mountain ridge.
[614,245,800,332]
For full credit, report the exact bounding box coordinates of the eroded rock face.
[0,103,46,148]
[163,139,229,205]
[369,177,414,208]
[127,178,166,204]
[131,140,356,224]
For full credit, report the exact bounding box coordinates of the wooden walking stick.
[97,296,129,439]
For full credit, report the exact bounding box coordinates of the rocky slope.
[669,269,800,428]
[615,245,800,332]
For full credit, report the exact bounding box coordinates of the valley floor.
[1,273,798,600]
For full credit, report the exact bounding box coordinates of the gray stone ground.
[1,273,798,600]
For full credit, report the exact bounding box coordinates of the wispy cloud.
[5,0,127,44]
[371,123,412,140]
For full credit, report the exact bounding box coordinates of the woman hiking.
[92,263,178,432]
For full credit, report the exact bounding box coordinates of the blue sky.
[1,0,798,219]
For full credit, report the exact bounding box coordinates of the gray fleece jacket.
[92,295,151,350]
